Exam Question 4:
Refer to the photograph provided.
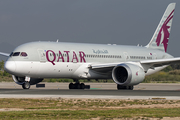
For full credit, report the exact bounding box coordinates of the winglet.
[146,3,176,52]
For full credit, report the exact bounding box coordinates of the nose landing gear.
[22,82,30,89]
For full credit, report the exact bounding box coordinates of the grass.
[0,98,180,109]
[0,108,180,120]
[0,76,13,82]
[43,78,114,83]
[0,98,180,119]
[1,98,179,109]
[143,71,180,83]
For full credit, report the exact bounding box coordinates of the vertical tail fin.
[146,3,176,52]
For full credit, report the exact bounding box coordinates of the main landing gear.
[117,84,134,90]
[69,83,85,89]
[69,79,90,89]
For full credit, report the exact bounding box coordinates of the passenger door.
[123,52,129,61]
[37,49,46,63]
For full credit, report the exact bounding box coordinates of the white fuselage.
[4,41,173,79]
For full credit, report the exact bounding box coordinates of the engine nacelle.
[112,63,145,86]
[12,75,43,85]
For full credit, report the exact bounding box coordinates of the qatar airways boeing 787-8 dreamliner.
[0,3,179,90]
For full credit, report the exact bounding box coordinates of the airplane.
[0,3,179,90]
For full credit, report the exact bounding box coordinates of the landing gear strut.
[69,79,89,89]
[117,84,133,90]
[22,82,30,89]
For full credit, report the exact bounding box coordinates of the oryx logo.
[136,71,138,76]
[156,10,174,52]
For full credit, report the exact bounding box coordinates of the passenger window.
[13,52,20,56]
[21,52,28,57]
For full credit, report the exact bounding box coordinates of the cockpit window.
[20,52,28,57]
[13,52,20,56]
[10,52,28,57]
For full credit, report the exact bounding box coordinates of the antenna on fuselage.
[56,39,59,42]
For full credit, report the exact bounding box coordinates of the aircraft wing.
[0,52,10,57]
[89,57,180,72]
[140,57,180,71]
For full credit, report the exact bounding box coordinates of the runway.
[0,83,180,99]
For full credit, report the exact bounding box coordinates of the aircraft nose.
[4,61,16,74]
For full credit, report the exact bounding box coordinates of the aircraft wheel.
[117,85,132,90]
[117,85,125,90]
[69,83,86,89]
[128,86,134,90]
[75,83,80,89]
[80,83,85,89]
[22,82,30,89]
[69,83,74,89]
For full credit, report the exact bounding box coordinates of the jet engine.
[112,63,145,86]
[12,75,43,85]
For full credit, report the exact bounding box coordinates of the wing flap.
[89,62,121,73]
[89,62,120,69]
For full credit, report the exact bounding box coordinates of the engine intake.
[112,63,145,86]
